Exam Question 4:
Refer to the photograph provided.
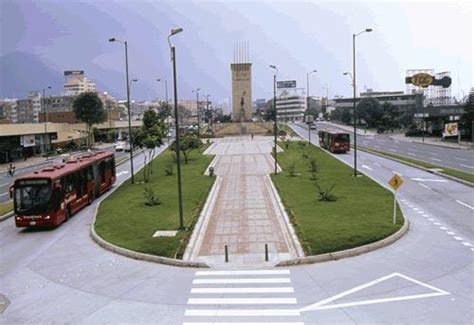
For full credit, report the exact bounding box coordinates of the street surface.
[1,133,473,324]
[0,145,127,204]
[312,122,474,174]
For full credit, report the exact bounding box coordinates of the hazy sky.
[1,0,472,104]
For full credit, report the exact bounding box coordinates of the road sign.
[388,174,404,191]
[277,80,296,89]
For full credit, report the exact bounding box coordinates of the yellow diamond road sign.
[388,174,404,191]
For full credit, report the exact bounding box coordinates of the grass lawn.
[278,123,298,137]
[0,200,13,216]
[359,146,474,184]
[95,147,215,259]
[272,141,403,256]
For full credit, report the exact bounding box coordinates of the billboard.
[277,80,296,89]
[20,135,36,147]
[64,70,84,76]
[443,122,458,137]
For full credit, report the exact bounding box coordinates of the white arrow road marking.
[430,158,442,162]
[456,200,474,210]
[418,183,432,190]
[410,178,448,183]
[116,171,129,177]
[362,165,372,171]
[300,273,449,313]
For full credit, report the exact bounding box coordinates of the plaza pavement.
[184,136,303,267]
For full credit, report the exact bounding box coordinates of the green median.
[272,141,403,255]
[359,146,474,184]
[0,201,13,216]
[95,147,214,259]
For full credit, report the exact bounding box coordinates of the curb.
[0,210,14,222]
[358,146,474,188]
[276,213,409,267]
[90,144,210,268]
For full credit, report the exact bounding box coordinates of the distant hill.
[0,51,63,98]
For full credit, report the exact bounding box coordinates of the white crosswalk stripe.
[183,269,303,324]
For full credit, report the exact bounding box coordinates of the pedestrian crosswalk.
[183,269,304,325]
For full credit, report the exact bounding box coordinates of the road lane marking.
[392,171,402,176]
[183,323,304,325]
[411,178,448,183]
[456,200,474,210]
[407,153,417,156]
[0,192,8,197]
[462,242,472,247]
[459,164,474,169]
[428,218,435,221]
[433,222,441,225]
[447,231,455,235]
[430,158,442,162]
[193,278,291,284]
[440,227,448,230]
[418,183,432,190]
[454,157,467,161]
[184,310,301,317]
[0,182,10,187]
[362,165,372,171]
[116,171,129,177]
[454,236,463,241]
[188,298,297,305]
[416,211,424,214]
[300,272,449,313]
[191,287,294,293]
[196,270,290,276]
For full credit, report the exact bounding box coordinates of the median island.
[95,146,214,259]
[272,141,403,256]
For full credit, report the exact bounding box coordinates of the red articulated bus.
[12,151,116,228]
[318,129,351,153]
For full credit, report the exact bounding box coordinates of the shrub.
[315,183,337,202]
[288,161,297,177]
[309,172,318,181]
[164,163,174,176]
[284,140,290,149]
[308,156,318,173]
[144,187,161,206]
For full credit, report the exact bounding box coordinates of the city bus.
[12,151,116,228]
[318,129,351,153]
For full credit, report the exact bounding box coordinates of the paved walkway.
[184,136,303,267]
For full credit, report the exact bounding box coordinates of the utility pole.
[270,65,278,175]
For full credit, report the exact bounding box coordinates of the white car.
[115,141,126,151]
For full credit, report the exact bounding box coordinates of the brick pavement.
[185,136,302,267]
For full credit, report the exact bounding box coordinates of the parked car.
[115,141,126,151]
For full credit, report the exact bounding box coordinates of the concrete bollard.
[224,244,229,262]
[209,166,214,177]
[265,243,269,261]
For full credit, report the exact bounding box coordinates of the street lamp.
[156,78,169,104]
[168,27,185,230]
[205,94,211,127]
[109,37,135,184]
[306,69,317,112]
[269,64,278,175]
[42,86,52,155]
[193,88,201,139]
[351,28,372,177]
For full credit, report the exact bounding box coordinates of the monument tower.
[231,42,252,122]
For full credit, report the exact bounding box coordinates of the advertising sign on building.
[64,70,84,76]
[277,80,297,89]
[443,123,458,137]
[20,135,36,147]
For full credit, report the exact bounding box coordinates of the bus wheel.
[87,193,93,205]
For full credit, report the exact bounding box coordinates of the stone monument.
[231,42,252,122]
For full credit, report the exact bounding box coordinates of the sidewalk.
[184,136,303,267]
[389,133,473,150]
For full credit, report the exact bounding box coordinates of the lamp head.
[108,38,116,42]
[312,69,317,73]
[47,86,52,89]
[269,65,276,69]
[157,79,161,82]
[365,28,373,32]
[170,28,183,36]
[343,72,349,75]
[132,79,138,82]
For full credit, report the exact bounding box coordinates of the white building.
[62,70,97,96]
[276,88,306,122]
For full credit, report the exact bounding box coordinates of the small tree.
[73,92,106,148]
[172,133,201,164]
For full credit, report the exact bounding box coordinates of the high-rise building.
[62,70,96,96]
[276,88,306,122]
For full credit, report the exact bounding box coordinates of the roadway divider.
[357,145,474,188]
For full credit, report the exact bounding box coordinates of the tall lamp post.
[193,88,201,139]
[109,37,135,184]
[306,70,317,113]
[168,27,185,230]
[270,65,278,175]
[42,86,51,154]
[205,94,210,127]
[350,28,372,177]
[156,78,169,104]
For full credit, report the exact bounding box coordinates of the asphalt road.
[1,133,472,324]
[0,145,128,204]
[310,122,474,174]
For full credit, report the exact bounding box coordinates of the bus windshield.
[14,179,51,215]
[336,134,350,143]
